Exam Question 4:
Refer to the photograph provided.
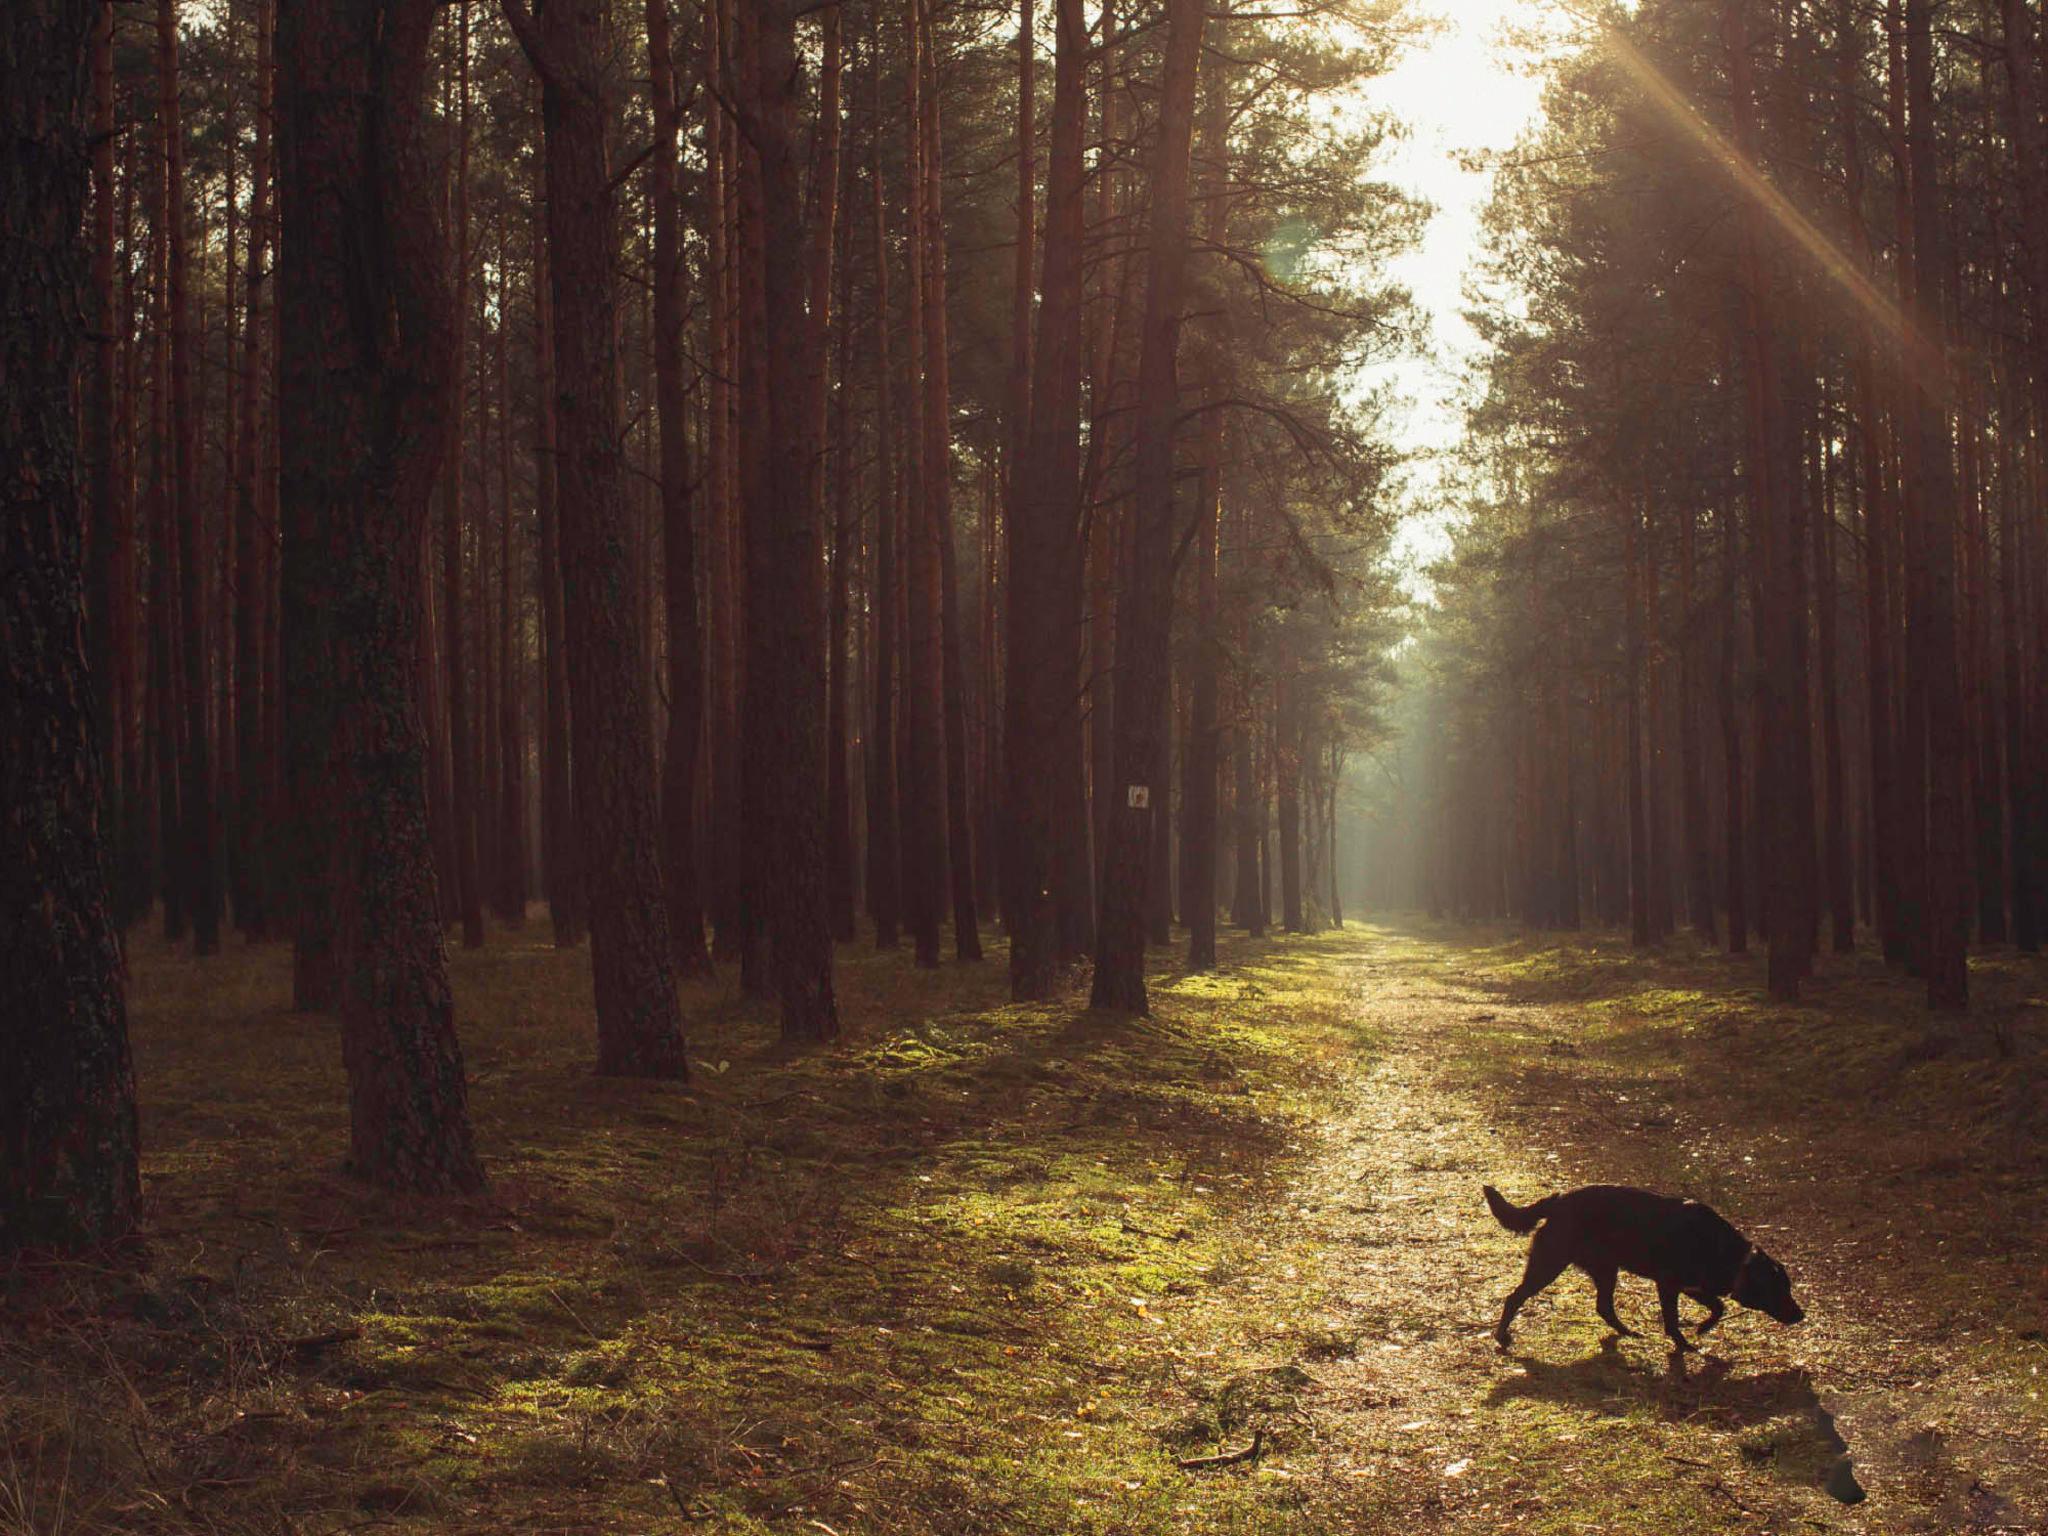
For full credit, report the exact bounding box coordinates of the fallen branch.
[1177,1430,1265,1471]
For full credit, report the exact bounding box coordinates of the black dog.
[1483,1184,1805,1351]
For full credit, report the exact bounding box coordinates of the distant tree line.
[1381,0,2048,1012]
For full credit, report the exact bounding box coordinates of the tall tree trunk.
[232,0,275,939]
[1815,412,1854,950]
[88,0,126,922]
[531,122,581,947]
[867,16,902,951]
[1840,0,1903,959]
[731,0,841,1038]
[1903,0,1969,1008]
[1090,0,1204,1012]
[1725,0,1802,998]
[506,0,690,1071]
[1,0,143,1252]
[442,0,484,950]
[1275,678,1304,934]
[277,0,485,1190]
[897,0,943,968]
[1643,504,1673,941]
[1232,501,1263,935]
[1886,0,1930,976]
[1625,497,1652,949]
[820,10,855,946]
[996,0,1033,934]
[703,0,741,959]
[921,10,981,963]
[1678,502,1715,941]
[646,0,710,975]
[161,0,220,955]
[2000,0,2048,951]
[1183,64,1228,969]
[1004,0,1088,999]
[493,217,527,925]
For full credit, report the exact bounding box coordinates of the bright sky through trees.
[1361,0,1553,578]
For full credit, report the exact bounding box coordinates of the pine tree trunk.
[1625,497,1652,949]
[1679,502,1715,941]
[88,0,126,921]
[1090,0,1204,1011]
[998,0,1034,927]
[735,0,841,1038]
[1183,67,1228,970]
[1,0,143,1252]
[493,218,527,925]
[442,1,484,950]
[920,14,981,963]
[507,0,690,1069]
[1999,0,2048,951]
[1903,0,1970,1008]
[1838,0,1903,958]
[531,124,581,947]
[896,0,943,969]
[867,17,902,951]
[820,12,856,946]
[1275,678,1303,934]
[162,0,221,955]
[646,0,710,975]
[1815,412,1854,950]
[232,0,274,940]
[1725,0,1801,998]
[1005,0,1088,999]
[277,0,485,1190]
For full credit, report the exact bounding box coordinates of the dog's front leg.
[1656,1281,1697,1352]
[1693,1293,1725,1337]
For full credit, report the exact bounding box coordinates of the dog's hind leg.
[1656,1280,1697,1353]
[1591,1266,1636,1338]
[1495,1227,1572,1347]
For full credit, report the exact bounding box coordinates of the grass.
[1,919,1381,1536]
[7,913,2045,1534]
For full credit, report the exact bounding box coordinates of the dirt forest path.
[1242,926,2048,1536]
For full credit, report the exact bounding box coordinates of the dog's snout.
[1784,1302,1806,1325]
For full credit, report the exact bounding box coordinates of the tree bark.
[1,0,143,1253]
[646,0,710,976]
[867,12,902,951]
[1724,0,1803,1000]
[1902,0,1969,1009]
[161,0,221,955]
[1183,77,1228,970]
[530,122,582,948]
[507,0,690,1070]
[1004,0,1089,999]
[277,0,485,1190]
[733,0,841,1038]
[919,10,981,964]
[1090,0,1204,1012]
[897,0,943,969]
[442,1,484,950]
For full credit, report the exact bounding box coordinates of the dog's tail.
[1482,1185,1553,1235]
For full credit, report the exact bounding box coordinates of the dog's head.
[1733,1249,1805,1325]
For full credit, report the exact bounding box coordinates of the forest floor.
[4,917,2046,1535]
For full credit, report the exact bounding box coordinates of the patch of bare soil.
[1229,930,2048,1535]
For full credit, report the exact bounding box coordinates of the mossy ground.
[3,915,2043,1534]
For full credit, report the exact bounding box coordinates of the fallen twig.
[1177,1430,1265,1470]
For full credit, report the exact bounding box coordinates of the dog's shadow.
[1489,1340,1852,1491]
